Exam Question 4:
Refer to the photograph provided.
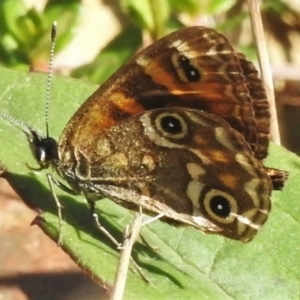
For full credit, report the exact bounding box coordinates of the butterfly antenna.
[0,22,58,140]
[0,112,39,136]
[45,21,57,139]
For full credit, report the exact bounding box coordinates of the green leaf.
[0,0,28,41]
[121,0,156,31]
[44,0,81,51]
[0,0,80,69]
[169,0,202,15]
[120,0,170,37]
[206,0,236,14]
[0,66,300,299]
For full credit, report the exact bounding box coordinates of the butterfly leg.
[87,200,122,248]
[142,212,165,226]
[46,173,65,245]
[47,173,82,245]
[88,202,149,283]
[138,212,166,252]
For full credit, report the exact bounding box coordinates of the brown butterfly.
[3,26,288,243]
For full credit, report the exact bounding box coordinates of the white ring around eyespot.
[155,112,188,140]
[203,189,238,224]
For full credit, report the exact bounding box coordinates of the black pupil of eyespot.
[210,195,231,218]
[178,55,201,82]
[160,116,183,135]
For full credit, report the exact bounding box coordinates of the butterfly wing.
[58,26,287,189]
[60,27,267,157]
[65,108,271,242]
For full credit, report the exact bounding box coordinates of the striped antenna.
[0,111,40,137]
[45,21,57,138]
[0,22,58,139]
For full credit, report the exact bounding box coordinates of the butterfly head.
[0,111,59,170]
[25,129,59,170]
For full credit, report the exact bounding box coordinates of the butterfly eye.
[203,189,237,223]
[155,112,188,139]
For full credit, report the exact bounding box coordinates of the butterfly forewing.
[59,27,263,159]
